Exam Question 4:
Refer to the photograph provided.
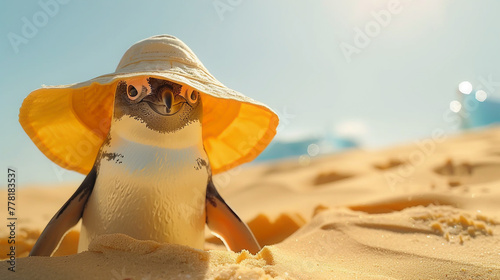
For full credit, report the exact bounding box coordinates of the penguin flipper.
[206,179,261,254]
[29,167,97,256]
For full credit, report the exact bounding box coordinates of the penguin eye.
[188,90,199,103]
[127,85,139,100]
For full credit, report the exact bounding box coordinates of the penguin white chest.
[79,133,209,252]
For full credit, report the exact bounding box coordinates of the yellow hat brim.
[19,74,278,175]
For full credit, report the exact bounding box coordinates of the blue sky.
[2,0,500,185]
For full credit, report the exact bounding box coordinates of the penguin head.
[110,77,203,146]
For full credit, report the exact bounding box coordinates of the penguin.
[29,76,261,256]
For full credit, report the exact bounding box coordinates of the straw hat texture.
[19,35,279,175]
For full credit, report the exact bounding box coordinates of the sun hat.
[19,34,279,175]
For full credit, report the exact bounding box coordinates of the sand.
[2,127,500,279]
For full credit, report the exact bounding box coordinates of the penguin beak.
[162,90,174,114]
[142,86,187,116]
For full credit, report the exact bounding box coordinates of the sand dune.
[2,127,500,279]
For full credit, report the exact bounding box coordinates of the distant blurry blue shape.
[255,135,358,162]
[255,138,316,161]
[331,137,358,150]
[462,93,500,129]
